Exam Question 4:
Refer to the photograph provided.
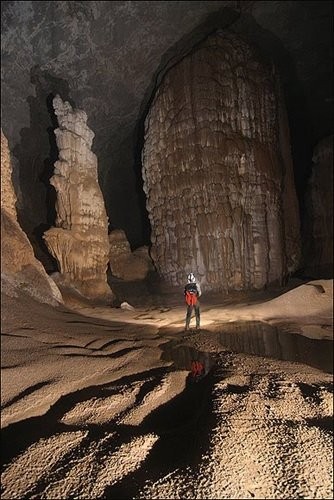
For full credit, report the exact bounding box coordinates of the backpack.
[185,282,198,306]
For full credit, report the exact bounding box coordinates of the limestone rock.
[275,75,301,274]
[109,229,153,281]
[1,130,17,219]
[142,31,301,291]
[1,3,331,250]
[1,129,63,306]
[304,136,333,277]
[44,96,113,302]
[132,245,155,270]
[120,301,136,311]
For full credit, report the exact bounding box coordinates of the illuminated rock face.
[142,31,300,291]
[109,229,154,281]
[1,130,17,219]
[44,96,113,302]
[1,130,62,306]
[304,136,333,276]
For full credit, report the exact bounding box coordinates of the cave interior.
[1,0,333,292]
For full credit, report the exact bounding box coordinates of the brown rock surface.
[44,96,113,302]
[304,136,333,277]
[1,130,17,219]
[1,129,62,306]
[109,229,154,281]
[142,31,300,291]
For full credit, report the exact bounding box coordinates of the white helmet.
[187,273,196,283]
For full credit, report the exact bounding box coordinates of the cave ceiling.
[1,0,333,247]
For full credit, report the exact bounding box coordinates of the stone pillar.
[142,31,300,291]
[44,96,113,302]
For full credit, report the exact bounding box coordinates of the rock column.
[44,96,113,301]
[142,31,300,291]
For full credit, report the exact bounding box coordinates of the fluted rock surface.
[1,130,63,306]
[44,96,113,302]
[304,136,333,276]
[109,230,153,281]
[142,31,300,291]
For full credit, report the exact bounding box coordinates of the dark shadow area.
[305,416,333,435]
[105,371,217,499]
[40,92,59,227]
[0,366,167,470]
[32,222,59,273]
[85,338,127,349]
[226,384,249,394]
[1,361,218,500]
[136,5,242,127]
[298,380,333,397]
[12,66,74,273]
[132,125,151,246]
[1,302,228,496]
[107,270,177,308]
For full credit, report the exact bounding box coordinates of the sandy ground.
[1,278,333,499]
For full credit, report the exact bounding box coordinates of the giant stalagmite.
[44,96,113,302]
[142,31,301,291]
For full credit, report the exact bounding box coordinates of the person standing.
[184,272,201,331]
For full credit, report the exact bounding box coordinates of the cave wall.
[303,136,333,277]
[1,130,63,306]
[1,1,332,256]
[108,229,154,281]
[9,69,71,272]
[142,32,301,291]
[1,1,239,250]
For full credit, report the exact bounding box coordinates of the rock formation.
[1,130,63,306]
[1,131,17,220]
[304,136,333,277]
[43,96,113,302]
[275,74,301,274]
[109,229,154,281]
[142,31,301,291]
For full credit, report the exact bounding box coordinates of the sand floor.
[1,279,333,499]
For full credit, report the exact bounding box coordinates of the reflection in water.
[161,343,214,379]
[218,321,333,374]
[191,360,205,379]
